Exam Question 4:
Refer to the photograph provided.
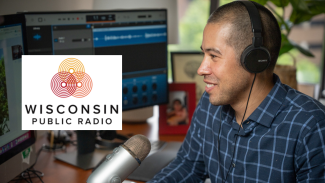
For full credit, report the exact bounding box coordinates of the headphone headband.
[240,1,263,47]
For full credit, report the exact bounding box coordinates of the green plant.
[251,0,325,58]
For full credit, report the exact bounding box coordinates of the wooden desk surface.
[29,120,186,183]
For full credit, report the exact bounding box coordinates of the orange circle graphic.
[58,58,85,81]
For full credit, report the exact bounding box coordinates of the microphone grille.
[123,134,151,162]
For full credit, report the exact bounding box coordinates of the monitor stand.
[55,131,126,170]
[55,148,111,170]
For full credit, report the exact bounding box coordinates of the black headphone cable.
[218,73,257,183]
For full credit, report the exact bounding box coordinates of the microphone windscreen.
[122,134,151,162]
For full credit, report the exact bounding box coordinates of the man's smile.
[204,80,217,92]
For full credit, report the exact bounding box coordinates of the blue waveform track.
[93,25,167,47]
[104,34,143,41]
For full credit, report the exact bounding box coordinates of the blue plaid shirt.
[148,74,325,183]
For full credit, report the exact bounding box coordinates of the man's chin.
[209,97,221,106]
[208,94,230,106]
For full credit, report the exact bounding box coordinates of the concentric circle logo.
[51,58,93,98]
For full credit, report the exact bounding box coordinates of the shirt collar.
[247,74,287,127]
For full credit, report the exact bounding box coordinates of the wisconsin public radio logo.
[51,58,93,98]
[22,55,122,131]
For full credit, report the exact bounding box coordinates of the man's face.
[198,23,251,106]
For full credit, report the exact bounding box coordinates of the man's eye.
[210,54,217,58]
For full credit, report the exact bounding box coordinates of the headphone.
[240,1,271,73]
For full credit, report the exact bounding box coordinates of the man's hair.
[208,1,281,72]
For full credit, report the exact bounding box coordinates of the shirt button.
[232,163,235,167]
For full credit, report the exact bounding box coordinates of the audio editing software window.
[24,10,168,110]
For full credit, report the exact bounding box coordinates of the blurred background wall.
[0,0,94,14]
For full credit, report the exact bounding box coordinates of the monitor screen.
[24,10,168,111]
[0,14,36,182]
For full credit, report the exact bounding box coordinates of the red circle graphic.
[51,71,77,98]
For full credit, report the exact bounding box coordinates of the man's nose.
[197,55,211,76]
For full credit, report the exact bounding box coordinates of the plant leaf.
[290,0,309,12]
[289,10,314,24]
[289,39,315,57]
[250,0,268,5]
[306,0,325,14]
[270,0,290,7]
[279,34,314,57]
[290,0,325,24]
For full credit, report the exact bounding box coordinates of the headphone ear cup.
[241,45,254,70]
[241,45,271,73]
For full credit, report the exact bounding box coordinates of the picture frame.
[159,83,196,135]
[171,52,205,105]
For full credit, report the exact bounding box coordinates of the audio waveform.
[104,34,142,41]
[145,32,167,38]
[94,32,167,41]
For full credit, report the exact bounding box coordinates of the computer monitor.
[0,14,37,182]
[23,9,168,111]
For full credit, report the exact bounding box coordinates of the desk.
[29,121,186,183]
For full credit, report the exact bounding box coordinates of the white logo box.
[22,55,122,130]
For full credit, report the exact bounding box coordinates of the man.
[148,1,325,183]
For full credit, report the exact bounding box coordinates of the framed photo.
[171,52,205,105]
[159,83,196,135]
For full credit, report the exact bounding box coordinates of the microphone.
[87,134,151,183]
